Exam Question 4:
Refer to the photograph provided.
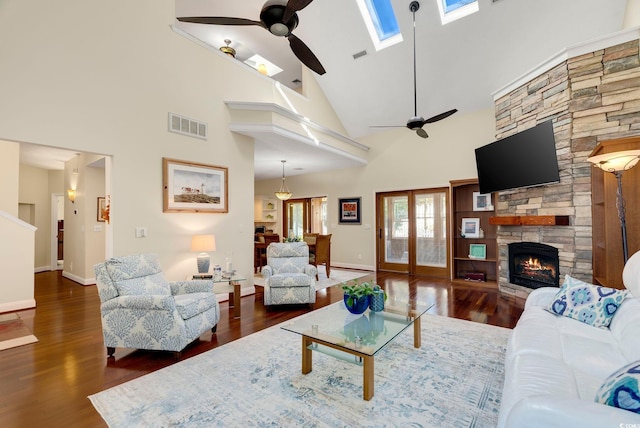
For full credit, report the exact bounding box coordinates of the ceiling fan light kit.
[177,0,326,75]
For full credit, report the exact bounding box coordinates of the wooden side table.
[212,277,245,319]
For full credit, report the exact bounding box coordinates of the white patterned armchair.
[94,253,220,357]
[262,242,317,306]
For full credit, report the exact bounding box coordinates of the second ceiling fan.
[372,1,457,139]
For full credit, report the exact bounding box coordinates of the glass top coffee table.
[281,298,434,400]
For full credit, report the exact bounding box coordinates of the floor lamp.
[588,150,640,263]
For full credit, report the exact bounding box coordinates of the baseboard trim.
[62,271,96,286]
[330,262,375,271]
[0,299,36,313]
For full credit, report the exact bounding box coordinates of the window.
[356,0,402,51]
[437,0,479,25]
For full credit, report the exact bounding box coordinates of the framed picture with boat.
[162,158,228,213]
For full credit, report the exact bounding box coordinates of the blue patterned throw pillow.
[595,360,640,414]
[546,275,627,328]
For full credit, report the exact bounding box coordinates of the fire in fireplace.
[508,242,560,289]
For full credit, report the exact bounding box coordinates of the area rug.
[0,313,38,351]
[253,268,372,291]
[89,312,511,427]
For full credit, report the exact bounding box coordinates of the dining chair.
[309,233,331,280]
[258,234,280,272]
[303,233,318,246]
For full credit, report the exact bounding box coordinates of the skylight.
[437,0,479,25]
[356,0,402,51]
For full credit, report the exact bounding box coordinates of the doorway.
[50,193,64,270]
[283,197,327,239]
[376,188,450,278]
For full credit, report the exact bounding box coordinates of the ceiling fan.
[177,0,326,76]
[371,1,457,139]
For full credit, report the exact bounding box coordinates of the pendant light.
[275,160,292,201]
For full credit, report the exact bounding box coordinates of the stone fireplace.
[508,242,560,289]
[492,33,640,299]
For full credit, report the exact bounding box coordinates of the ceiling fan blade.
[287,33,326,75]
[177,16,266,28]
[424,109,458,124]
[283,0,315,23]
[416,128,429,139]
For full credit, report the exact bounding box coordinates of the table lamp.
[191,234,216,274]
[588,149,640,263]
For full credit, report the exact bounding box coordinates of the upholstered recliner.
[261,242,317,306]
[94,253,220,357]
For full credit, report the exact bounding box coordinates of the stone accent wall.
[494,39,640,299]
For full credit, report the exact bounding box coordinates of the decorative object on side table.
[342,280,386,314]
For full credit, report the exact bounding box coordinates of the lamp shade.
[191,234,216,252]
[587,150,640,173]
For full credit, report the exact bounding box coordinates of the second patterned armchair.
[261,242,317,306]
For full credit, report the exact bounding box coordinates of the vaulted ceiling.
[19,0,631,177]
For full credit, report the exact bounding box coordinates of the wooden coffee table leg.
[302,336,313,374]
[414,315,421,348]
[363,355,374,400]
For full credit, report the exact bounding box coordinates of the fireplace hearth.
[508,242,560,289]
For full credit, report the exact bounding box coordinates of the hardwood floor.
[0,270,524,427]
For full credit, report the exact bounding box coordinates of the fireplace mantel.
[490,215,570,226]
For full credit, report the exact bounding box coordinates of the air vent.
[353,50,368,60]
[168,113,207,140]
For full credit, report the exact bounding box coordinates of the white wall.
[625,0,640,28]
[0,212,36,311]
[19,164,51,270]
[255,108,497,269]
[0,141,19,217]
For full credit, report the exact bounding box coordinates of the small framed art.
[469,243,487,259]
[461,218,480,238]
[339,197,361,224]
[473,192,494,211]
[97,197,107,222]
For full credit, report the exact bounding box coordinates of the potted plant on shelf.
[342,280,387,314]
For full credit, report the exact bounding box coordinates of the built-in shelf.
[489,215,570,226]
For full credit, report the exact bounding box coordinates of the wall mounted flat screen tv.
[475,120,560,194]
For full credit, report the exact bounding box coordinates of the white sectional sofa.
[498,250,640,428]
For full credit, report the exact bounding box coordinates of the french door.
[376,188,450,278]
[283,197,327,238]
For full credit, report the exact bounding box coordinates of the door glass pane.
[288,202,304,237]
[384,195,408,263]
[415,192,447,267]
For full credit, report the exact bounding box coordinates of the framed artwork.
[339,197,361,224]
[461,218,480,238]
[163,158,228,213]
[469,243,487,259]
[97,197,107,222]
[473,192,494,211]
